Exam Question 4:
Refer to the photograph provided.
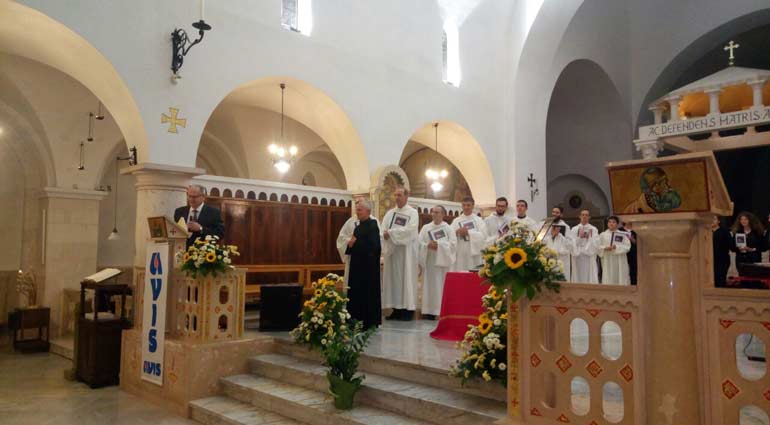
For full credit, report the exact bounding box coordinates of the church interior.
[1,1,770,424]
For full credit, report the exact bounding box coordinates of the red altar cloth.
[429,272,490,341]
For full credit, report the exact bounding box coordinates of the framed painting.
[608,158,710,214]
[147,216,168,238]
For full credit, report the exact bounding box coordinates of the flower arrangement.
[176,235,239,278]
[15,269,38,308]
[450,286,508,387]
[290,273,350,351]
[290,273,377,409]
[478,222,564,301]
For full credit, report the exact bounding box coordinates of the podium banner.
[141,242,169,385]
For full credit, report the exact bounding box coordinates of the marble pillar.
[39,187,108,336]
[649,105,665,125]
[634,217,709,425]
[124,163,204,267]
[666,96,682,122]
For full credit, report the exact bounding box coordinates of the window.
[442,21,461,87]
[281,0,312,36]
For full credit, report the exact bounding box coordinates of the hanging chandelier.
[425,122,448,193]
[268,83,298,174]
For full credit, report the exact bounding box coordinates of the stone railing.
[700,288,770,425]
[409,197,464,217]
[193,175,354,207]
[514,283,641,424]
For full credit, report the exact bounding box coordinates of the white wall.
[0,142,25,270]
[16,0,510,196]
[97,147,137,268]
[546,60,632,204]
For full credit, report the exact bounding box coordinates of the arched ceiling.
[208,76,369,191]
[407,120,496,204]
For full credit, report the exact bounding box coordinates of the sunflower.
[205,252,217,263]
[478,319,493,335]
[504,247,527,269]
[314,289,322,297]
[478,313,490,323]
[183,253,190,262]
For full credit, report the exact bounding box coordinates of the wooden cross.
[161,107,187,134]
[724,40,739,66]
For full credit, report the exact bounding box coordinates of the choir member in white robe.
[597,215,631,285]
[543,224,573,281]
[418,206,457,319]
[450,197,487,271]
[336,199,379,287]
[568,209,600,283]
[484,197,514,245]
[381,187,420,321]
[538,206,571,236]
[512,199,539,234]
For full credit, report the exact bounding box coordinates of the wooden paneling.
[209,197,350,265]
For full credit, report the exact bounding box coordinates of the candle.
[200,0,205,21]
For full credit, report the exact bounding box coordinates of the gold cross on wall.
[723,40,739,66]
[161,107,187,134]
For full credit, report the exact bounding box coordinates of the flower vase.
[327,373,361,410]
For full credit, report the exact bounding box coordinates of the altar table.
[429,272,490,341]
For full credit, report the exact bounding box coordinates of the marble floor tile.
[0,343,195,425]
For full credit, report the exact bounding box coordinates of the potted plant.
[322,322,376,410]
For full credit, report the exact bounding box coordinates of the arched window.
[442,21,461,87]
[281,0,313,36]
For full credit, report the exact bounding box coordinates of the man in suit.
[173,184,225,247]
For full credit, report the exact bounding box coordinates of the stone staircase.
[190,338,507,425]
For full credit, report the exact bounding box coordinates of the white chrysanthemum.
[499,363,507,371]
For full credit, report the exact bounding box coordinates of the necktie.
[191,209,198,223]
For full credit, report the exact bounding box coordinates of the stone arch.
[547,173,610,218]
[400,121,495,204]
[546,59,630,204]
[200,76,369,191]
[0,2,148,161]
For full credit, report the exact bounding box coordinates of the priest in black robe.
[344,200,382,329]
[712,216,732,288]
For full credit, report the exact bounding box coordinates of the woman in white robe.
[543,225,573,281]
[418,207,457,318]
[597,216,631,285]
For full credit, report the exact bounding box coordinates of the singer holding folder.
[173,184,225,247]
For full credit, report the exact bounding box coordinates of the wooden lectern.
[606,151,732,425]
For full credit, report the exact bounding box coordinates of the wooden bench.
[239,264,345,300]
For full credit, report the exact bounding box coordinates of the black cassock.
[345,218,382,329]
[713,226,732,287]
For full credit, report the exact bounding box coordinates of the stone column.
[666,96,682,122]
[634,138,663,159]
[39,187,108,336]
[124,163,204,267]
[634,217,709,425]
[705,89,721,138]
[749,80,765,108]
[705,89,721,114]
[649,105,666,124]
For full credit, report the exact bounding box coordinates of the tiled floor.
[252,318,461,371]
[0,335,196,425]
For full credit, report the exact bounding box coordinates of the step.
[271,337,507,402]
[250,353,506,425]
[190,396,303,425]
[221,374,435,425]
